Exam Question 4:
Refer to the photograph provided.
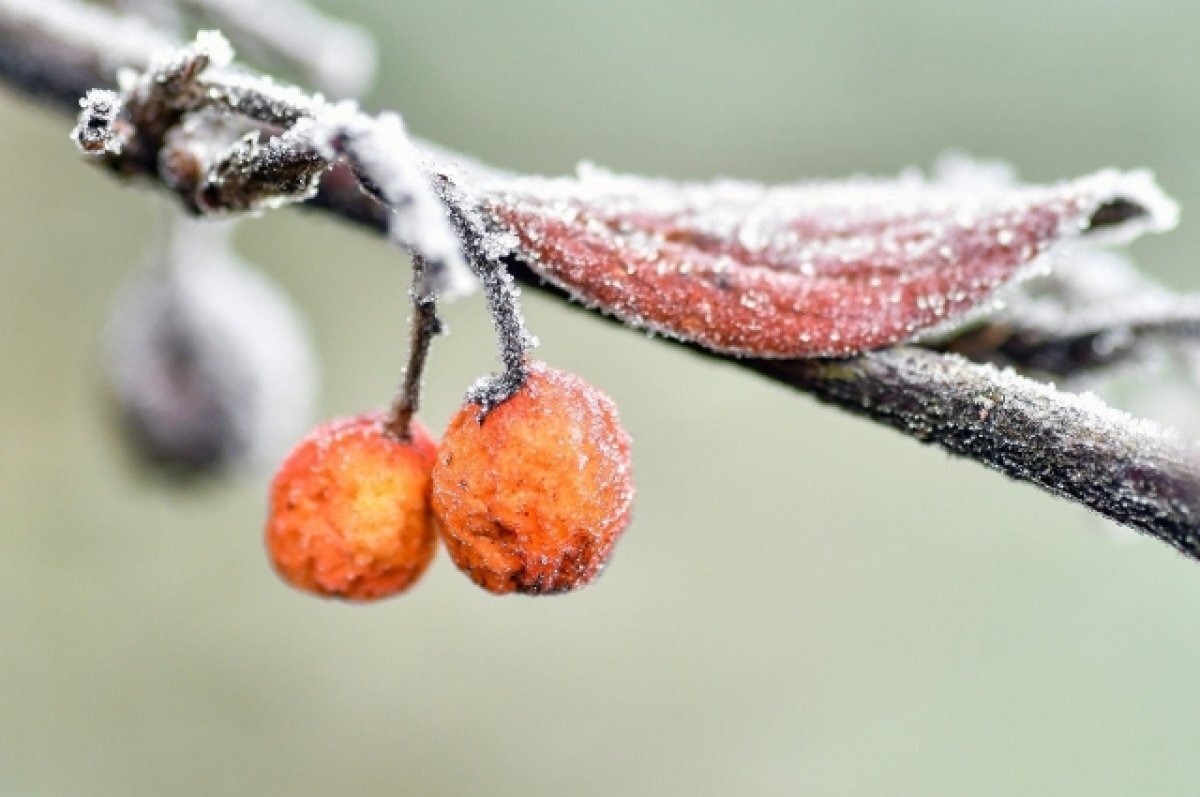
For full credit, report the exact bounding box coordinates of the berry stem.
[386,256,443,441]
[466,258,535,412]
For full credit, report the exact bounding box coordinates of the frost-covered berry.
[104,216,316,479]
[431,361,634,595]
[266,413,439,601]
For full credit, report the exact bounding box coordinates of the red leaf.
[480,161,1177,357]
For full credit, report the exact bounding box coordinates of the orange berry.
[432,361,634,595]
[266,412,438,601]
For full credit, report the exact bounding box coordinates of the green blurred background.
[3,1,1200,794]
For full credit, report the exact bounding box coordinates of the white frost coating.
[485,157,1178,242]
[931,151,1018,190]
[70,88,123,154]
[192,29,234,69]
[978,357,1181,446]
[135,28,232,91]
[478,154,1178,357]
[85,27,473,300]
[311,105,473,298]
[1068,168,1180,244]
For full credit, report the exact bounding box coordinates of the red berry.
[431,361,634,595]
[266,412,438,601]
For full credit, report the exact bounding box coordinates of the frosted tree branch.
[1,0,1197,553]
[63,28,471,296]
[744,349,1200,552]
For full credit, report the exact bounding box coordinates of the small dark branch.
[745,348,1200,553]
[386,258,444,441]
[938,321,1128,377]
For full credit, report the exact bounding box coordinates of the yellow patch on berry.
[266,412,438,601]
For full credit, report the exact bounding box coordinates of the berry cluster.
[266,360,635,599]
[75,31,637,598]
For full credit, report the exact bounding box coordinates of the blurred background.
[3,1,1200,794]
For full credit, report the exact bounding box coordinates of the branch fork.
[69,27,538,420]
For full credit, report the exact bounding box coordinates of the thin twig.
[386,258,443,441]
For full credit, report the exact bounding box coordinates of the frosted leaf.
[478,159,1178,357]
[105,214,317,478]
